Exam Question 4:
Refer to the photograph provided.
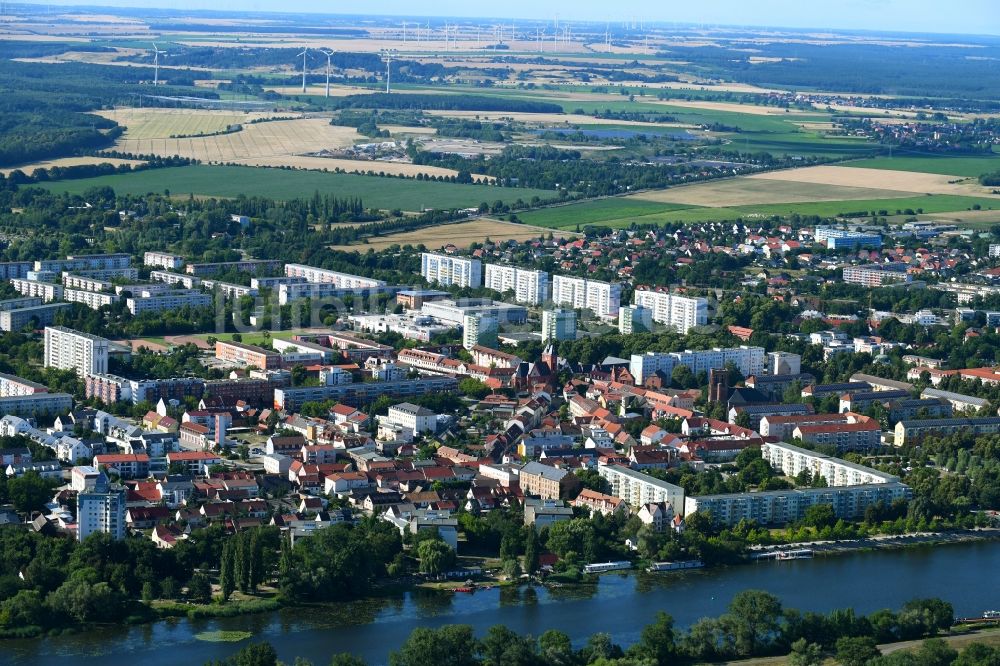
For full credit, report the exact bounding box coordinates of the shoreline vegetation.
[202,590,999,666]
[2,529,995,641]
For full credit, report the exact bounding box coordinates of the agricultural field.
[753,165,1000,197]
[518,192,999,230]
[95,108,283,140]
[39,165,555,210]
[328,218,573,252]
[1,155,144,175]
[846,153,1000,178]
[632,178,911,208]
[103,114,360,165]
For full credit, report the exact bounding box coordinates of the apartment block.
[0,303,71,332]
[0,261,33,280]
[44,326,109,377]
[483,264,549,305]
[0,297,42,312]
[685,483,911,526]
[618,304,653,334]
[274,377,458,411]
[284,263,386,288]
[463,313,498,350]
[143,251,185,270]
[65,289,119,310]
[519,461,580,500]
[762,441,899,486]
[421,252,482,288]
[277,281,399,305]
[0,373,48,398]
[551,275,620,317]
[184,259,283,276]
[77,474,126,541]
[126,290,212,315]
[632,289,708,334]
[542,308,577,341]
[630,346,766,385]
[599,464,685,514]
[148,271,201,289]
[10,279,63,303]
[843,265,911,287]
[35,253,131,273]
[894,417,1000,446]
[0,392,73,419]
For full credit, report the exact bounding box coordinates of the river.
[3,541,998,666]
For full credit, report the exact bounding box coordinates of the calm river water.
[3,541,998,666]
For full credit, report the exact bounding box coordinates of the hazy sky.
[43,0,1000,36]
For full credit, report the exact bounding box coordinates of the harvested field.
[101,112,359,164]
[631,178,912,208]
[227,155,463,179]
[96,108,286,140]
[749,165,1000,197]
[1,155,144,176]
[329,218,577,252]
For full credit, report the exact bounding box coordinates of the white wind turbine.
[319,49,335,98]
[150,43,168,86]
[380,48,397,93]
[296,47,308,93]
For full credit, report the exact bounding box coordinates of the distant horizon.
[20,0,1000,38]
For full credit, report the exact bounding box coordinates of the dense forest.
[661,42,1000,100]
[0,55,215,167]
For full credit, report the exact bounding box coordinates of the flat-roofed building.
[632,289,708,334]
[10,279,63,303]
[284,264,386,288]
[421,252,482,288]
[551,275,620,318]
[126,290,212,315]
[0,373,48,398]
[44,326,109,377]
[215,340,280,370]
[0,392,72,419]
[0,303,71,332]
[685,483,911,526]
[483,264,549,305]
[143,252,184,270]
[599,464,685,514]
[762,441,898,486]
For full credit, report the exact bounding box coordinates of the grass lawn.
[848,152,1000,178]
[39,165,555,211]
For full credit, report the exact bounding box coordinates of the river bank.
[750,527,1000,558]
[3,539,999,666]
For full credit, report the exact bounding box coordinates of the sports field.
[632,178,910,207]
[39,165,555,210]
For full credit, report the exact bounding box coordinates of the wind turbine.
[150,43,167,86]
[297,47,308,93]
[320,49,335,98]
[401,21,408,43]
[380,48,397,93]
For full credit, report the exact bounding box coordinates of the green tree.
[479,624,539,666]
[803,504,837,529]
[188,573,212,604]
[389,625,479,666]
[329,655,369,666]
[8,471,53,514]
[788,639,824,666]
[727,589,784,657]
[417,538,456,576]
[220,540,235,600]
[835,636,880,666]
[628,611,677,665]
[523,527,539,574]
